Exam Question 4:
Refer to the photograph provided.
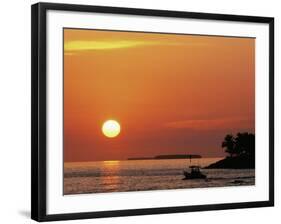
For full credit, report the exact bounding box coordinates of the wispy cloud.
[64,39,206,52]
[64,40,153,51]
[164,117,254,131]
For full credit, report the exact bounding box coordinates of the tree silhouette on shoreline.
[222,132,255,158]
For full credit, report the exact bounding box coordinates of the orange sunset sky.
[64,29,255,162]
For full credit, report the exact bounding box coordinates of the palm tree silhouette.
[222,132,255,158]
[222,134,235,157]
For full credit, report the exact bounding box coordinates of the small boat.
[183,166,207,179]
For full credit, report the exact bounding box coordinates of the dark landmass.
[128,154,201,160]
[205,155,255,169]
[154,154,202,159]
[206,132,255,169]
[127,157,152,160]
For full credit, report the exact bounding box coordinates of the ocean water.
[64,158,255,195]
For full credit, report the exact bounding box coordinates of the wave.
[206,176,255,181]
[64,169,182,178]
[64,169,255,179]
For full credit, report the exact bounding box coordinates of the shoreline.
[64,156,224,164]
[205,155,255,169]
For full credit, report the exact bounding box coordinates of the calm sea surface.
[64,158,255,195]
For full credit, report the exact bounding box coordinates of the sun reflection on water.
[102,160,120,165]
[100,160,121,192]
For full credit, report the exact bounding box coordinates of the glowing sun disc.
[102,120,121,138]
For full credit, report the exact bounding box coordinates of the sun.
[102,120,121,138]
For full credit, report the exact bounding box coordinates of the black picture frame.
[31,2,274,222]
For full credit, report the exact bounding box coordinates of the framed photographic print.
[31,2,274,222]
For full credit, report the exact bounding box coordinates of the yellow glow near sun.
[102,120,121,138]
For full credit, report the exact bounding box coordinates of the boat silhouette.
[183,166,207,180]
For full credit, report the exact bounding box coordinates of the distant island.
[205,132,255,169]
[128,154,202,160]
